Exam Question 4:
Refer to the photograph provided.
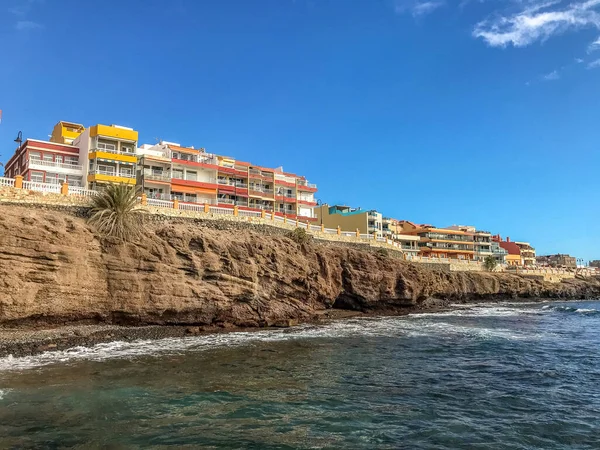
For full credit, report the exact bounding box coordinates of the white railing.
[29,158,83,171]
[69,186,97,197]
[209,206,234,215]
[22,181,61,194]
[0,177,15,188]
[179,202,204,212]
[90,169,136,179]
[341,231,355,237]
[217,198,235,205]
[147,198,174,208]
[310,224,322,232]
[238,209,262,217]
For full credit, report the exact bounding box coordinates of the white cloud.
[575,57,585,62]
[589,36,600,51]
[588,57,600,67]
[473,0,600,47]
[542,69,560,79]
[15,20,43,31]
[412,1,445,16]
[394,0,445,17]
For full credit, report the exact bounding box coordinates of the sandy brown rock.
[0,205,598,328]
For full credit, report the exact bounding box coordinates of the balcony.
[297,180,317,190]
[217,179,247,188]
[88,168,136,185]
[143,171,171,182]
[28,158,83,175]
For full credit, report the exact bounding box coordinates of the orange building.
[398,221,476,260]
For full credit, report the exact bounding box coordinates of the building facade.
[3,139,84,186]
[399,221,476,260]
[514,241,536,266]
[491,241,508,264]
[137,141,318,219]
[316,205,383,236]
[493,235,522,266]
[74,124,138,189]
[536,254,576,268]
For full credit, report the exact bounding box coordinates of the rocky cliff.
[0,205,598,328]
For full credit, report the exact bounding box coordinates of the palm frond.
[88,184,141,242]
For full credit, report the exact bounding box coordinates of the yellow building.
[49,121,85,145]
[72,123,138,189]
[316,204,383,236]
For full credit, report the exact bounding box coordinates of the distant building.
[491,241,508,264]
[50,121,85,145]
[398,221,476,260]
[316,205,382,236]
[492,235,522,266]
[447,225,492,262]
[514,241,536,266]
[591,260,600,268]
[536,254,576,268]
[380,217,420,257]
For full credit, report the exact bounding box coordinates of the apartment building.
[316,205,383,236]
[73,124,138,189]
[514,241,536,266]
[536,254,576,268]
[399,221,476,260]
[137,142,318,219]
[447,225,492,261]
[491,241,508,264]
[380,218,420,256]
[493,235,522,266]
[3,139,84,186]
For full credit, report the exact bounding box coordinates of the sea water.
[1,301,600,449]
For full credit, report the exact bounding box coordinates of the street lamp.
[14,131,23,149]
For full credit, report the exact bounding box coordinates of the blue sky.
[0,0,599,261]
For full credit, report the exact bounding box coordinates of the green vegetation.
[288,227,312,245]
[484,255,498,272]
[88,184,141,242]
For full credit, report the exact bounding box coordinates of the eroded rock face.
[0,205,598,327]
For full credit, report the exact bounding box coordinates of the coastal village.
[1,120,595,272]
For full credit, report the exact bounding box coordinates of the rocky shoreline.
[0,300,557,359]
[1,204,599,359]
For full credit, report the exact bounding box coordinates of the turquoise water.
[1,301,600,449]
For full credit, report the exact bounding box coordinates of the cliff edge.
[1,205,598,328]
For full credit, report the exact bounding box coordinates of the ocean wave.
[541,305,599,315]
[0,389,10,400]
[0,316,540,373]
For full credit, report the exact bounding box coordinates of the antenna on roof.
[155,137,160,144]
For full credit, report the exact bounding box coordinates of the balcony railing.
[249,187,274,195]
[93,147,136,156]
[29,158,83,171]
[297,180,317,189]
[143,171,171,182]
[90,169,136,178]
[217,179,248,188]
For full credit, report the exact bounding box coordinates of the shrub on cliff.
[288,227,312,245]
[484,255,498,272]
[88,184,141,242]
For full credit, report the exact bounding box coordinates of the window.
[30,171,44,182]
[97,141,117,151]
[55,156,63,164]
[65,156,78,166]
[186,171,197,181]
[43,154,53,162]
[172,169,183,179]
[29,152,41,160]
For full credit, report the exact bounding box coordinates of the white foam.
[0,389,10,400]
[575,308,598,314]
[0,313,546,373]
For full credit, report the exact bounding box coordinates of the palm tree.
[88,184,141,242]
